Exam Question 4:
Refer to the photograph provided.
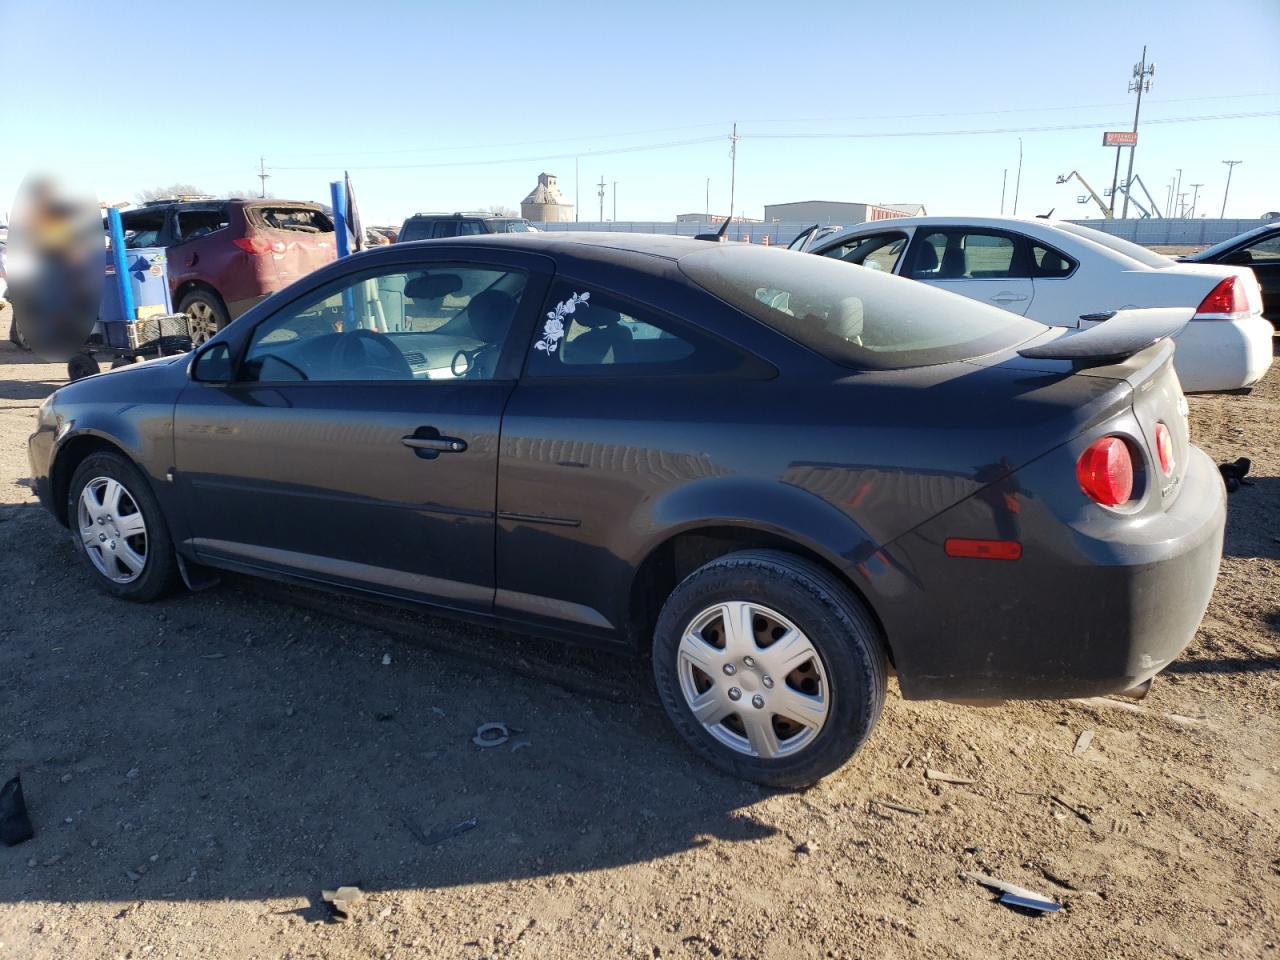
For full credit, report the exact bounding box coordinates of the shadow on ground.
[0,502,772,907]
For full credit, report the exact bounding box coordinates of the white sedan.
[793,216,1273,393]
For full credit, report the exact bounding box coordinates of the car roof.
[393,231,715,262]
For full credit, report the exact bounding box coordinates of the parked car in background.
[1179,224,1280,329]
[118,199,337,345]
[398,212,534,241]
[29,234,1225,786]
[803,216,1272,393]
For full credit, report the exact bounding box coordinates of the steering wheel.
[332,328,413,379]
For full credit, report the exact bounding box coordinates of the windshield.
[680,245,1045,370]
[1054,222,1172,269]
[486,219,532,233]
[1187,225,1275,261]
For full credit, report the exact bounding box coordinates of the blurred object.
[0,773,34,846]
[344,171,364,253]
[5,175,103,361]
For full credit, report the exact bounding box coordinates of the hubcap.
[185,300,219,347]
[676,601,830,760]
[77,477,148,584]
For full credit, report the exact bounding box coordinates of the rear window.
[679,245,1045,370]
[249,206,333,234]
[399,218,434,242]
[1053,223,1171,269]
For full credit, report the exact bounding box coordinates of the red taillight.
[233,236,271,254]
[1194,276,1249,318]
[1154,422,1175,476]
[1077,436,1134,506]
[944,538,1022,561]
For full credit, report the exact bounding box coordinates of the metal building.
[763,200,926,224]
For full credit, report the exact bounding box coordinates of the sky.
[1,0,1277,227]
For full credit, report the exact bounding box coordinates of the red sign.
[1103,131,1138,147]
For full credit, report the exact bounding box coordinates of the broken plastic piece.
[321,885,363,920]
[472,722,510,748]
[0,774,34,847]
[999,892,1061,914]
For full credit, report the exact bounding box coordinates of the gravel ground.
[1,306,1277,959]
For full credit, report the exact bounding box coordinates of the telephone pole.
[1012,139,1023,216]
[575,157,579,222]
[1220,160,1242,217]
[1000,168,1007,215]
[597,176,606,222]
[1188,183,1203,218]
[728,122,739,220]
[612,181,618,222]
[1120,46,1154,219]
[257,156,270,198]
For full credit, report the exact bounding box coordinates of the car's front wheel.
[652,549,886,787]
[68,452,178,601]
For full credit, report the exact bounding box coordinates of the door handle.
[991,292,1028,303]
[402,434,466,453]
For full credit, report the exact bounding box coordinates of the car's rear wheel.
[68,452,178,601]
[652,549,886,787]
[179,290,229,347]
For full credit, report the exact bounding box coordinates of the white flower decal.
[535,291,590,353]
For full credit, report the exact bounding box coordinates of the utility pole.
[728,122,739,220]
[1188,183,1203,218]
[1120,46,1154,219]
[1173,168,1183,218]
[1165,178,1176,220]
[1000,168,1007,215]
[597,176,606,222]
[612,181,618,222]
[575,157,579,222]
[705,178,710,219]
[1221,160,1242,217]
[1012,139,1023,216]
[257,156,270,198]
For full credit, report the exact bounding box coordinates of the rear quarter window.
[679,245,1046,370]
[250,206,333,234]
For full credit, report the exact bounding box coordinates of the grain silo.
[521,172,574,222]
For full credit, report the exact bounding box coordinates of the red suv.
[119,199,336,344]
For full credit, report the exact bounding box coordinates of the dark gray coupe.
[29,234,1225,786]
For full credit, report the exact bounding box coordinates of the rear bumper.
[876,445,1226,701]
[1173,315,1274,392]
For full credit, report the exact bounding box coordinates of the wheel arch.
[626,521,894,667]
[49,433,137,526]
[173,279,227,312]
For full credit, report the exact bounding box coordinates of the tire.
[178,289,230,347]
[67,452,179,602]
[67,353,101,381]
[652,549,887,788]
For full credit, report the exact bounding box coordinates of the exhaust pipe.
[1115,678,1153,701]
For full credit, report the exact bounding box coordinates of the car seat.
[939,241,967,279]
[913,242,940,277]
[563,307,632,365]
[464,290,517,377]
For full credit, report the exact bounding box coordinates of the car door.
[168,204,231,297]
[1235,230,1280,324]
[815,231,911,275]
[173,249,550,613]
[905,228,1035,315]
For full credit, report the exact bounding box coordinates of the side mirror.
[190,341,233,383]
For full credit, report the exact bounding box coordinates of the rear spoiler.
[1017,307,1193,366]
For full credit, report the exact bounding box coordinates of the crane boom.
[1056,171,1113,219]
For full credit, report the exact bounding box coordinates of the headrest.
[405,273,463,300]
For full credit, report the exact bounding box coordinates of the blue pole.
[107,207,134,323]
[330,180,350,258]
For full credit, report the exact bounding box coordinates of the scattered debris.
[1218,457,1252,493]
[794,840,817,855]
[403,815,477,847]
[472,722,510,748]
[1050,794,1093,824]
[1000,892,1061,914]
[126,767,140,780]
[510,739,532,753]
[1072,696,1144,715]
[1073,730,1095,756]
[381,654,392,666]
[321,885,363,921]
[925,768,975,785]
[0,774,34,846]
[199,653,226,660]
[871,798,925,817]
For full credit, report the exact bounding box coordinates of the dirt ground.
[0,305,1277,960]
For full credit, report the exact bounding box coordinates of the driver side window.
[240,263,528,383]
